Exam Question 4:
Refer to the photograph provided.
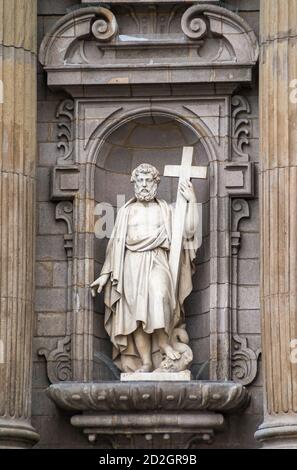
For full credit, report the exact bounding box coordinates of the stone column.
[256,0,297,448]
[0,0,39,448]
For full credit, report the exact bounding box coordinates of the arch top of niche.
[80,104,221,167]
[39,4,259,90]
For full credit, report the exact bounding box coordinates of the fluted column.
[0,0,39,448]
[256,0,297,448]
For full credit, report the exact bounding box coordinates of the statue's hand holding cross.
[164,146,207,293]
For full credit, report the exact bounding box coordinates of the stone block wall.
[33,0,262,449]
[33,0,89,449]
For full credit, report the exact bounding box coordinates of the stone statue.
[91,161,200,374]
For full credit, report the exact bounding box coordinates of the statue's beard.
[135,185,158,202]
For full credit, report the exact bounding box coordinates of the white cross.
[164,146,207,293]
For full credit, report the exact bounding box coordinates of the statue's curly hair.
[130,163,160,184]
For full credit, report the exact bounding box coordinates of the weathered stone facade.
[4,0,288,450]
[0,0,39,448]
[31,0,262,449]
[255,0,297,449]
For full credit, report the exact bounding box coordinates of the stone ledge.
[47,380,249,412]
[47,381,249,446]
[72,412,224,445]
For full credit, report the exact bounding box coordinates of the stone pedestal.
[0,0,39,448]
[121,371,192,381]
[47,381,249,448]
[255,0,297,449]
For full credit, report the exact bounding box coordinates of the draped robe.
[100,197,198,372]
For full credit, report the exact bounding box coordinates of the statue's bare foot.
[135,363,153,373]
[163,345,181,361]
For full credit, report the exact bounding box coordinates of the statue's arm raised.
[179,179,198,239]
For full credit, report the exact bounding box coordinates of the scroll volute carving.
[39,7,118,67]
[181,4,259,64]
[230,199,261,386]
[231,95,251,161]
[91,9,118,42]
[181,7,208,40]
[56,99,74,165]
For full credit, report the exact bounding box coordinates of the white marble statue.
[91,160,201,374]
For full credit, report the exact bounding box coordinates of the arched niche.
[92,114,210,380]
[40,2,260,445]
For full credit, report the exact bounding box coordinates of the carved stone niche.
[39,2,259,448]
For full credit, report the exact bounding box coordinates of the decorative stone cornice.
[39,7,118,66]
[47,380,249,412]
[181,4,259,63]
[39,4,259,90]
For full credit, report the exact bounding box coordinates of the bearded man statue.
[91,163,198,374]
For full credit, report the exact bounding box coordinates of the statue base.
[47,380,250,448]
[121,370,192,381]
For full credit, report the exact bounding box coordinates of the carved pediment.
[39,7,118,67]
[39,4,259,88]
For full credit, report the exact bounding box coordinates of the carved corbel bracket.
[38,337,72,384]
[38,201,74,384]
[232,336,261,387]
[230,199,260,386]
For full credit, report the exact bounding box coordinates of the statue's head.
[131,163,160,202]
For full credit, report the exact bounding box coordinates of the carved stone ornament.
[91,10,118,42]
[48,380,249,412]
[56,201,74,258]
[181,4,259,61]
[40,96,82,384]
[39,7,118,65]
[232,95,251,161]
[47,381,249,446]
[38,201,74,384]
[38,337,72,384]
[36,0,260,442]
[39,4,259,90]
[56,99,74,164]
[230,199,261,386]
[181,8,208,40]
